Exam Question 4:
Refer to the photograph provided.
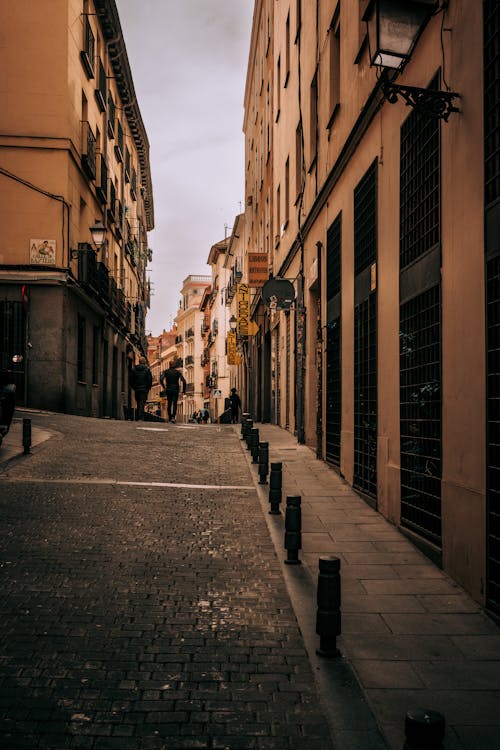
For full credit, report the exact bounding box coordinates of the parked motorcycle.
[0,355,22,447]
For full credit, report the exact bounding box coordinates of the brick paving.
[0,414,337,750]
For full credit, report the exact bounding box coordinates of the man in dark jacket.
[229,387,242,424]
[160,359,186,423]
[130,356,153,420]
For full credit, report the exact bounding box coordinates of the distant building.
[174,275,211,421]
[0,0,153,417]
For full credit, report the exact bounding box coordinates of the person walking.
[160,359,186,423]
[130,356,153,421]
[229,387,242,424]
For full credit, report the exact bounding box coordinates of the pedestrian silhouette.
[130,356,152,421]
[160,359,186,423]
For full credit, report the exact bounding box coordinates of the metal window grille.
[353,295,377,497]
[285,314,291,428]
[354,159,377,276]
[485,0,500,615]
[326,318,341,466]
[77,315,86,382]
[274,326,281,425]
[487,256,500,612]
[0,301,25,402]
[326,213,342,466]
[400,285,442,547]
[400,76,440,269]
[326,214,341,300]
[485,0,500,208]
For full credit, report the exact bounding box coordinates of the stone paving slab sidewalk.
[250,423,500,750]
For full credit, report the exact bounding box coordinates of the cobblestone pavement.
[0,414,337,750]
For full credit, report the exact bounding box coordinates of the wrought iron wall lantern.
[363,0,460,121]
[70,220,108,260]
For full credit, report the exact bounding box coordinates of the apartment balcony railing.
[81,121,96,181]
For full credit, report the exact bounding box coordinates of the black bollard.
[258,442,269,484]
[316,556,341,657]
[268,462,282,514]
[284,495,301,565]
[404,709,445,750]
[22,418,32,455]
[241,413,250,439]
[244,419,254,448]
[250,428,260,463]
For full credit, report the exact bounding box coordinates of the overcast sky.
[116,1,255,335]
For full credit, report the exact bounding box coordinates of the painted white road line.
[2,477,254,490]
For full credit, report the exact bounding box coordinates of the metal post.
[268,462,282,514]
[258,442,269,484]
[244,418,253,448]
[250,428,260,463]
[404,709,445,749]
[284,495,301,565]
[241,412,250,439]
[316,556,341,657]
[22,418,32,455]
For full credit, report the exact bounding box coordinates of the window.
[276,56,281,120]
[295,0,302,43]
[285,12,291,86]
[295,121,303,200]
[285,157,290,226]
[81,16,95,78]
[309,73,318,167]
[92,326,99,385]
[276,184,281,244]
[95,59,106,111]
[107,93,115,139]
[328,10,341,127]
[115,119,124,162]
[125,147,131,182]
[77,315,86,382]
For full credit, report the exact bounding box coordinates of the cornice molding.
[94,0,154,231]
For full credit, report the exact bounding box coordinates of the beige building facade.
[0,0,153,417]
[241,1,498,612]
[174,275,211,421]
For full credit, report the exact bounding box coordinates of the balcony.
[185,355,194,366]
[186,327,195,340]
[116,200,123,239]
[185,383,195,394]
[115,120,124,163]
[95,58,106,112]
[81,121,96,181]
[107,93,115,139]
[130,168,137,201]
[80,17,95,79]
[201,318,210,335]
[107,180,116,223]
[96,154,107,204]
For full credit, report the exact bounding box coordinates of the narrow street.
[0,413,343,750]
